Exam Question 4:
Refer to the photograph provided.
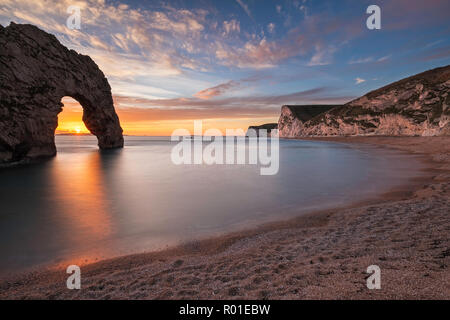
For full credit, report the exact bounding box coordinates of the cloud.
[425,40,444,48]
[236,0,252,19]
[194,80,240,100]
[267,23,276,34]
[348,55,392,66]
[381,0,450,30]
[308,45,336,66]
[214,39,283,69]
[214,20,332,69]
[355,78,366,85]
[223,19,240,35]
[349,57,374,64]
[377,55,391,62]
[413,45,450,62]
[220,9,366,69]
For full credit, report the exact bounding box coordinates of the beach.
[1,136,449,300]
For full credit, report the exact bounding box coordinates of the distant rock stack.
[246,123,278,137]
[277,65,450,137]
[0,23,124,165]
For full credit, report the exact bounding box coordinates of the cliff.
[278,65,450,137]
[278,105,340,137]
[0,23,124,165]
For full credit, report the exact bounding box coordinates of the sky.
[1,0,449,135]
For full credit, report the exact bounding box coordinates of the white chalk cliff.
[278,66,450,137]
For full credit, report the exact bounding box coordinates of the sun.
[75,127,81,134]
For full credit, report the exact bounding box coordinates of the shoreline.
[0,136,449,299]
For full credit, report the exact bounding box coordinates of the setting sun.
[56,97,90,135]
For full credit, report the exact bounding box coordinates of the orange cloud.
[193,80,240,99]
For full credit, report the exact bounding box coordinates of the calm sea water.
[0,136,424,274]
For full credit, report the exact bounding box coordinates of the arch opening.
[56,97,91,136]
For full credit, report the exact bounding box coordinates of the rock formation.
[278,65,450,137]
[0,23,124,164]
[246,123,278,137]
[278,105,340,137]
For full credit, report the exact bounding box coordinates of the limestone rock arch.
[0,23,124,164]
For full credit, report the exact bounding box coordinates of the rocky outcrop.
[0,23,124,164]
[278,105,340,137]
[278,65,450,137]
[246,123,278,137]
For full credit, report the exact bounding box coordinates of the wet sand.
[0,136,449,299]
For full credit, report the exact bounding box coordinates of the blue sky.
[1,0,449,134]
